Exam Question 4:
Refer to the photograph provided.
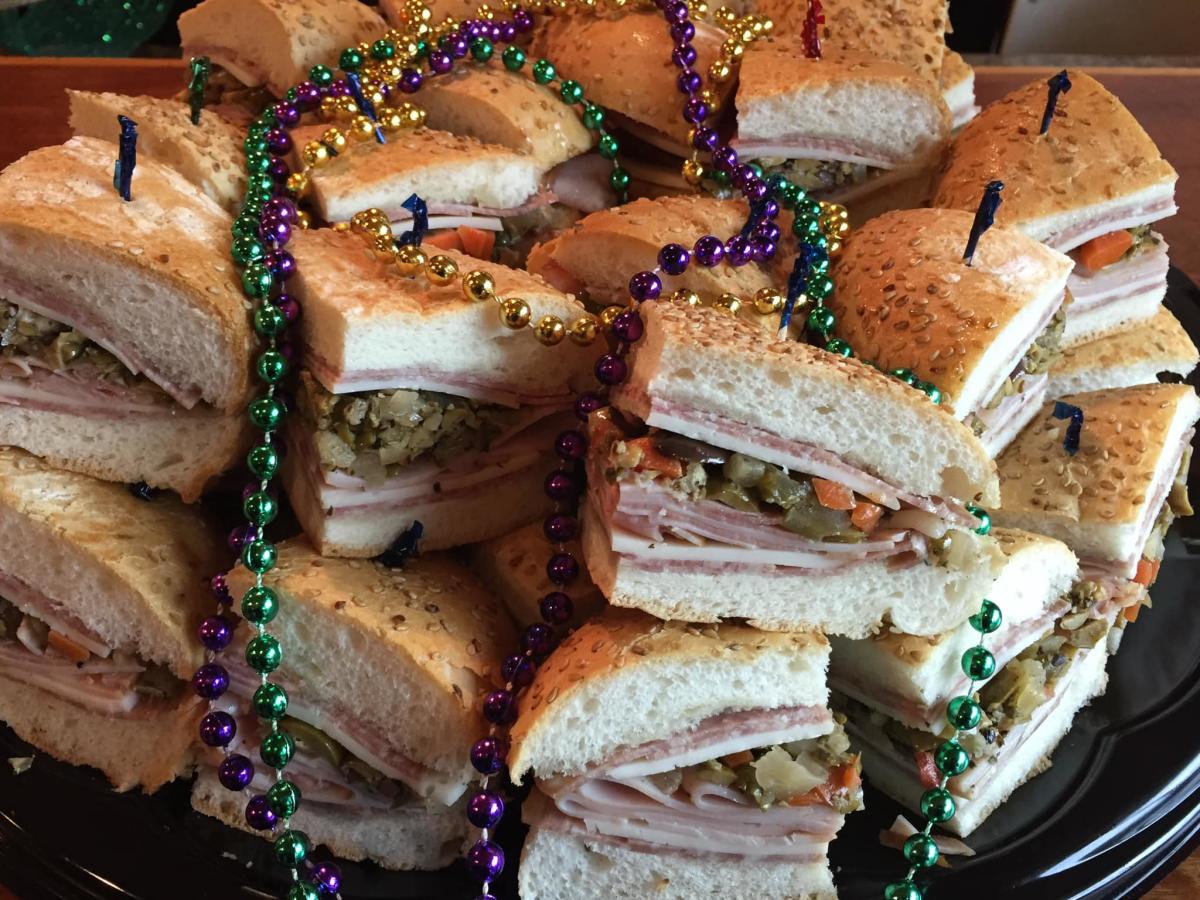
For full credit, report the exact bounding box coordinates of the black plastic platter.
[2,269,1200,900]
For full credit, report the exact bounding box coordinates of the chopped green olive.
[724,452,767,487]
[705,475,760,512]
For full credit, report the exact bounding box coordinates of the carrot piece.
[1124,603,1142,624]
[625,437,685,480]
[831,761,861,790]
[914,750,941,790]
[46,631,91,664]
[457,225,496,261]
[1133,558,1160,588]
[785,784,833,806]
[424,230,464,252]
[851,500,883,533]
[812,478,856,510]
[720,750,754,768]
[1076,230,1134,272]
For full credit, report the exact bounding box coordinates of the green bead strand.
[598,133,619,160]
[246,443,279,479]
[338,47,364,71]
[582,102,605,129]
[967,503,992,535]
[242,538,277,574]
[807,306,836,335]
[308,64,333,86]
[287,884,320,900]
[252,682,289,719]
[532,58,555,83]
[256,349,289,384]
[559,79,584,104]
[247,395,286,430]
[920,787,956,823]
[883,881,923,900]
[825,338,852,357]
[267,779,302,817]
[370,39,395,61]
[241,585,279,625]
[245,633,282,673]
[260,729,295,768]
[232,236,266,266]
[243,491,278,526]
[273,829,309,866]
[970,599,1003,634]
[903,832,940,869]
[241,263,274,300]
[470,37,493,61]
[946,695,982,731]
[961,645,996,681]
[502,46,525,71]
[934,739,970,777]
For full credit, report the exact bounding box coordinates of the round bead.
[253,305,287,339]
[694,235,725,267]
[598,133,620,160]
[461,269,495,303]
[935,739,970,778]
[253,682,289,720]
[502,46,525,71]
[242,263,274,300]
[754,288,784,315]
[245,795,278,831]
[946,695,982,731]
[232,236,266,266]
[671,20,696,43]
[595,354,628,386]
[609,167,631,193]
[267,779,302,817]
[308,64,333,86]
[287,885,320,900]
[567,315,599,346]
[310,861,342,894]
[671,44,697,68]
[470,736,507,775]
[967,504,992,536]
[465,840,505,881]
[612,309,644,343]
[467,789,505,828]
[825,338,852,358]
[890,368,918,386]
[399,68,423,93]
[682,98,708,124]
[256,349,289,385]
[544,470,577,501]
[243,538,277,574]
[199,711,236,748]
[425,254,458,286]
[807,306,836,334]
[808,275,835,301]
[218,754,254,791]
[546,553,579,585]
[884,880,923,900]
[501,652,536,687]
[921,787,956,823]
[272,102,300,128]
[554,431,586,462]
[246,634,283,673]
[713,293,742,316]
[499,297,532,330]
[629,270,662,302]
[191,663,229,700]
[265,128,293,156]
[482,689,516,725]
[904,832,940,869]
[470,36,494,61]
[227,523,255,552]
[574,391,603,421]
[531,58,555,83]
[970,599,1003,634]
[724,236,752,267]
[582,102,605,129]
[659,242,691,276]
[677,69,702,95]
[540,591,574,626]
[559,80,584,104]
[921,381,943,405]
[242,585,280,625]
[394,244,427,276]
[428,50,452,74]
[260,729,296,769]
[210,572,233,606]
[338,47,363,70]
[513,8,534,31]
[962,646,996,681]
[371,38,395,60]
[274,829,309,866]
[534,315,566,346]
[198,615,234,651]
[709,58,733,83]
[243,490,278,527]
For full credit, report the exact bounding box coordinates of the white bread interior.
[508,608,829,782]
[618,302,1000,506]
[225,539,516,794]
[1061,278,1167,347]
[420,65,595,169]
[736,44,951,167]
[519,826,836,900]
[583,504,1002,639]
[307,127,545,223]
[994,384,1200,562]
[67,90,245,213]
[850,641,1108,836]
[1047,307,1199,397]
[468,520,606,630]
[829,529,1078,725]
[0,448,225,677]
[0,137,253,414]
[0,675,201,792]
[191,770,465,871]
[178,0,385,97]
[290,229,597,399]
[0,398,247,503]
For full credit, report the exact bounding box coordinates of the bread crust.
[0,137,253,413]
[829,208,1073,412]
[933,71,1176,232]
[1050,307,1198,387]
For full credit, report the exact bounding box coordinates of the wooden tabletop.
[0,56,1198,899]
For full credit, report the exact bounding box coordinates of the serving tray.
[3,270,1200,900]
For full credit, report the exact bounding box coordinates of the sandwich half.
[1046,307,1199,397]
[510,609,858,900]
[0,137,253,500]
[933,71,1178,346]
[584,301,1004,637]
[284,227,598,557]
[941,50,980,131]
[830,208,1075,457]
[0,448,223,791]
[837,530,1114,836]
[194,538,516,869]
[179,0,386,99]
[732,42,951,209]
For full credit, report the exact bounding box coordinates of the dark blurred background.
[0,0,1196,57]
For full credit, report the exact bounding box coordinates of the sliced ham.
[1045,195,1177,253]
[0,569,111,658]
[974,374,1049,458]
[0,359,176,420]
[547,154,617,214]
[731,135,902,170]
[386,189,556,222]
[0,641,146,716]
[1067,238,1169,312]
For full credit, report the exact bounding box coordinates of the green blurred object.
[0,0,172,56]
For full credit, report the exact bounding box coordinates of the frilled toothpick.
[802,0,825,59]
[377,520,424,568]
[739,197,769,242]
[396,193,430,247]
[1040,70,1072,135]
[963,180,1004,266]
[188,56,211,126]
[1052,401,1084,455]
[778,249,815,340]
[112,115,137,202]
[346,71,386,144]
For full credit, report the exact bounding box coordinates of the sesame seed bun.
[932,71,1177,249]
